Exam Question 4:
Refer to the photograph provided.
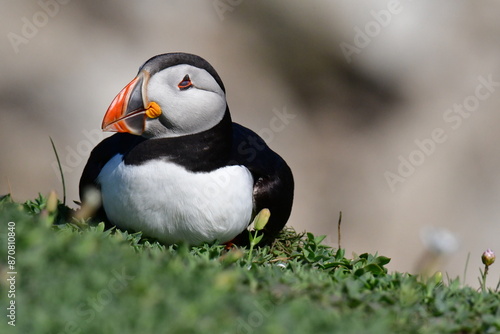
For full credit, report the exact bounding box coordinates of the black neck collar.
[123,107,233,172]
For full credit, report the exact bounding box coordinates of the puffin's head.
[102,53,227,138]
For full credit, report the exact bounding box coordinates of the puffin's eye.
[178,75,193,90]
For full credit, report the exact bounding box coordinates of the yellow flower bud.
[482,249,495,266]
[46,190,58,214]
[253,209,271,231]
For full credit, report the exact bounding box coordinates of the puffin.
[79,52,294,246]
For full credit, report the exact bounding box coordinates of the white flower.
[420,226,459,255]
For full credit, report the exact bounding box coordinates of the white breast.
[98,154,254,245]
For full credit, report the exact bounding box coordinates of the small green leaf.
[375,256,391,266]
[314,235,327,244]
[363,264,385,276]
[251,234,264,246]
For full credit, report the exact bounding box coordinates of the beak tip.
[101,121,111,132]
[101,73,147,136]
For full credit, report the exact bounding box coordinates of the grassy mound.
[0,194,499,334]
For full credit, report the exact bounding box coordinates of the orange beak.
[102,72,149,135]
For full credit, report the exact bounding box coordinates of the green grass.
[1,194,499,334]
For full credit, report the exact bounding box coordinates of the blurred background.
[1,1,500,286]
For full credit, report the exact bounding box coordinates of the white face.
[144,64,227,138]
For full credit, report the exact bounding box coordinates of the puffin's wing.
[231,123,294,239]
[79,133,142,216]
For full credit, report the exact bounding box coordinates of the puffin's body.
[79,53,293,245]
